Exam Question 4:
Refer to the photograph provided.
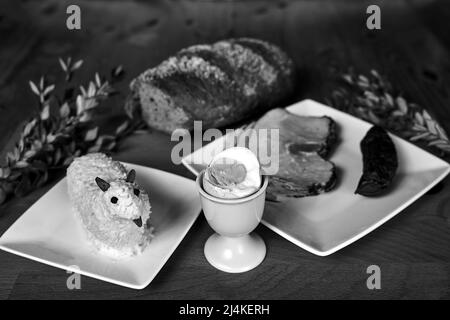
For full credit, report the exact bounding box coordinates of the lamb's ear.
[95,177,110,192]
[126,169,136,183]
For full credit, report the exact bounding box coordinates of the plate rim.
[0,163,202,289]
[181,99,450,256]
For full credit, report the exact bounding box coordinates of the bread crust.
[129,38,296,133]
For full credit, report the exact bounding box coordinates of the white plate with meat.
[182,99,450,256]
[0,163,201,289]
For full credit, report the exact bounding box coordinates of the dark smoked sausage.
[355,126,398,196]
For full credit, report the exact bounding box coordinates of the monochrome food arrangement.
[1,1,450,301]
[184,98,450,256]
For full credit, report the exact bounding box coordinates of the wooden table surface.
[1,0,450,299]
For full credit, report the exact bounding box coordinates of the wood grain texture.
[1,0,450,299]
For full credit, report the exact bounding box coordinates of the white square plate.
[182,99,450,256]
[0,164,201,289]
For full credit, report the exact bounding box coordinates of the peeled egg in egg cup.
[196,147,268,273]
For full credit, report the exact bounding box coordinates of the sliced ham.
[254,108,337,201]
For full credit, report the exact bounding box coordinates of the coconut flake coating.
[67,153,152,258]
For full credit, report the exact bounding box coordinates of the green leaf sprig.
[0,58,138,205]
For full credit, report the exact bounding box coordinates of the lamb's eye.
[111,197,118,204]
[134,188,140,196]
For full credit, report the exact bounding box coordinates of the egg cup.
[196,171,268,273]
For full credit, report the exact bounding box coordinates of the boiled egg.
[203,147,261,199]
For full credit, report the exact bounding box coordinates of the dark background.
[1,0,450,299]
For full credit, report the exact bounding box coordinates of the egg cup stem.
[204,232,266,273]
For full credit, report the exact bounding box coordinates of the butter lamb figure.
[67,153,152,258]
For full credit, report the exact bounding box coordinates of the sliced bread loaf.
[127,38,296,133]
